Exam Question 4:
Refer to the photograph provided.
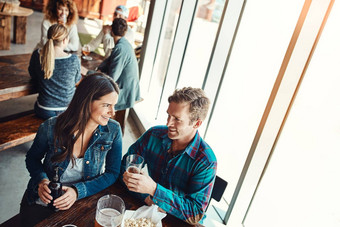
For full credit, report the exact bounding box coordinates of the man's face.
[113,9,125,19]
[166,102,198,142]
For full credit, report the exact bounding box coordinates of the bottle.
[48,166,63,211]
[58,14,67,25]
[62,14,67,24]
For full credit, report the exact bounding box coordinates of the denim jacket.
[25,116,122,205]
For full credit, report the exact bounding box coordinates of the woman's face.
[57,5,69,20]
[89,92,119,126]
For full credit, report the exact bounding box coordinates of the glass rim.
[127,154,144,162]
[97,194,126,217]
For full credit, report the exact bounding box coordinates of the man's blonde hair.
[168,87,210,124]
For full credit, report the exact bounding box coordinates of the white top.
[35,19,80,52]
[88,26,135,58]
[60,157,84,186]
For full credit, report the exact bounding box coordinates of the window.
[244,1,340,226]
[136,0,337,225]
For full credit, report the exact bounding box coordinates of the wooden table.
[0,52,104,102]
[0,53,35,101]
[0,3,34,50]
[36,181,201,227]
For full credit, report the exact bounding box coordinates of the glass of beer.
[82,44,92,60]
[95,194,125,227]
[126,154,144,174]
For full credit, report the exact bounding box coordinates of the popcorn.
[124,217,156,227]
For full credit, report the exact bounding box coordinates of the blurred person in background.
[35,0,79,51]
[29,24,81,119]
[87,5,135,58]
[96,18,141,135]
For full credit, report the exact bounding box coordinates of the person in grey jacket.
[29,23,81,119]
[97,18,141,134]
[20,73,122,227]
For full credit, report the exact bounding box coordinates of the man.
[97,18,141,135]
[87,5,135,58]
[121,87,217,224]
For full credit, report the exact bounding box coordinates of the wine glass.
[82,44,92,60]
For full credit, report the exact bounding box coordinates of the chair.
[209,175,228,207]
[207,175,228,224]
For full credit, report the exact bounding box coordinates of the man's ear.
[193,119,202,129]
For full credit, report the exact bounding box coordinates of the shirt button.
[95,133,98,136]
[86,161,90,164]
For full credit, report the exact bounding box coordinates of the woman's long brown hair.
[51,73,119,164]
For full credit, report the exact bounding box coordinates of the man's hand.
[123,171,157,196]
[144,196,166,213]
[38,179,52,204]
[53,186,77,210]
[103,25,112,35]
[144,195,154,206]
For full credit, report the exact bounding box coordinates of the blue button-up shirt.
[25,116,122,204]
[120,125,217,224]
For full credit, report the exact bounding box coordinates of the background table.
[0,2,34,50]
[0,52,104,102]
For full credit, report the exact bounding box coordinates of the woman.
[29,23,81,119]
[20,73,122,226]
[35,0,79,51]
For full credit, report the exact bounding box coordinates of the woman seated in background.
[20,73,122,227]
[35,0,79,51]
[29,24,81,119]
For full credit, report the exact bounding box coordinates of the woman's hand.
[38,179,52,204]
[53,186,78,210]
